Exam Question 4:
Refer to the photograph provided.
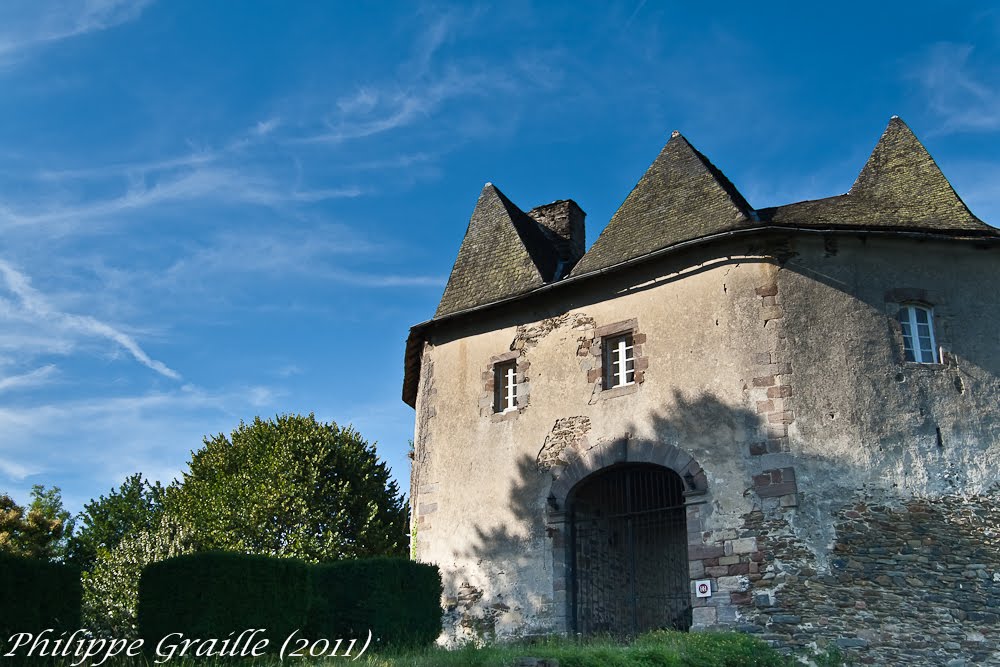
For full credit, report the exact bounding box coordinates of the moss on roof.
[758,117,992,232]
[435,183,559,318]
[570,132,755,275]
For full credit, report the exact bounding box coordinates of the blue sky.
[0,1,997,513]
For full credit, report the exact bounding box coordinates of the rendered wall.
[409,233,999,663]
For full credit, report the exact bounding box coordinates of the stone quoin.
[402,117,1000,665]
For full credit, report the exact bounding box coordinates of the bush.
[0,553,81,648]
[137,551,310,650]
[137,553,442,653]
[309,557,442,648]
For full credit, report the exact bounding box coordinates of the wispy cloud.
[909,42,1000,134]
[0,458,39,481]
[296,10,527,146]
[156,228,443,292]
[0,364,57,392]
[0,259,180,379]
[35,150,218,182]
[0,0,153,63]
[253,117,282,137]
[304,67,516,145]
[1,166,364,234]
[325,270,445,288]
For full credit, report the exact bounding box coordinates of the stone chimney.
[527,199,586,277]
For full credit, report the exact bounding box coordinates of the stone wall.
[735,492,1000,665]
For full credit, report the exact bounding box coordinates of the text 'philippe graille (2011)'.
[3,628,372,664]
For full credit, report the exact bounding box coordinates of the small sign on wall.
[695,579,712,598]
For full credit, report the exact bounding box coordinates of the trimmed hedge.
[137,553,442,651]
[137,551,310,649]
[0,554,81,646]
[309,557,442,648]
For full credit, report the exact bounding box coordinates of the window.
[493,360,517,413]
[603,333,635,389]
[897,304,938,363]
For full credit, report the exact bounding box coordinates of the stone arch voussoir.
[549,436,708,509]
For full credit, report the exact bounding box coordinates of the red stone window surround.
[580,318,648,401]
[480,351,530,421]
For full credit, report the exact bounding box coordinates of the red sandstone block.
[690,545,725,559]
[730,591,752,605]
[755,284,778,297]
[753,375,776,387]
[757,481,796,498]
[767,385,793,398]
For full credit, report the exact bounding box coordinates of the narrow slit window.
[603,333,635,389]
[897,304,938,363]
[494,360,518,413]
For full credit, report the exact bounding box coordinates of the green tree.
[0,485,72,560]
[82,515,193,638]
[68,473,166,570]
[167,413,407,562]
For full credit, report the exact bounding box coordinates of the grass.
[357,631,795,667]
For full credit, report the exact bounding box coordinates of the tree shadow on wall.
[441,391,768,639]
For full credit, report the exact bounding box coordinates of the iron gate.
[570,464,691,636]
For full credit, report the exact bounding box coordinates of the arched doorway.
[569,463,691,635]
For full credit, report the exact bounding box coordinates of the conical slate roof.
[435,183,560,317]
[758,117,992,232]
[571,132,755,275]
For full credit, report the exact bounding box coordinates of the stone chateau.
[402,117,1000,664]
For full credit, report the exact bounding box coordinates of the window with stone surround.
[494,359,518,413]
[602,333,635,389]
[580,319,647,401]
[896,304,938,364]
[480,351,529,420]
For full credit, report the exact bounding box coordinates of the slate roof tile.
[435,183,559,318]
[570,131,756,275]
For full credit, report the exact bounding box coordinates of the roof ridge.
[490,185,560,281]
[570,131,754,275]
[677,133,757,220]
[433,183,554,317]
